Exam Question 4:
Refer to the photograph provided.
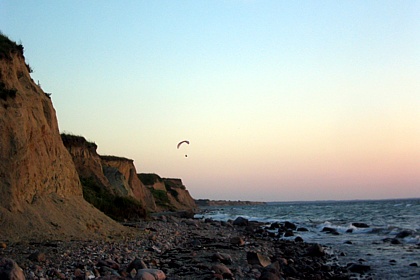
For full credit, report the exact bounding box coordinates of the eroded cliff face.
[0,49,81,212]
[101,156,156,211]
[61,134,116,195]
[139,174,197,212]
[0,36,130,241]
[164,178,197,211]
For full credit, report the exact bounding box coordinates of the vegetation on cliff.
[0,32,24,60]
[61,133,97,152]
[81,176,147,221]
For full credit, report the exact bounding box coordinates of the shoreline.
[0,213,366,279]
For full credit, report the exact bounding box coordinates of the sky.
[1,1,419,202]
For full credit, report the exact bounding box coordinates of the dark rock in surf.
[295,236,304,242]
[322,227,339,235]
[347,263,371,273]
[233,217,249,226]
[395,230,413,238]
[284,221,297,230]
[352,222,369,228]
[297,227,309,232]
[391,238,402,244]
[284,230,294,237]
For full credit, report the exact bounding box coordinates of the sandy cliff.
[101,156,156,211]
[0,35,130,241]
[139,174,197,212]
[61,135,115,194]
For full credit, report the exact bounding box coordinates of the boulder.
[284,221,297,230]
[233,217,249,226]
[306,243,325,257]
[0,258,25,280]
[352,223,369,228]
[247,252,271,267]
[211,263,233,278]
[135,269,166,280]
[322,227,339,235]
[395,230,413,238]
[230,236,245,246]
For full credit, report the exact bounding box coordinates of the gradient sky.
[1,1,419,201]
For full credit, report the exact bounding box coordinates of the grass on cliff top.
[0,32,24,60]
[61,133,97,151]
[81,177,147,221]
[138,173,163,185]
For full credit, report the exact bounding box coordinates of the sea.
[195,198,420,279]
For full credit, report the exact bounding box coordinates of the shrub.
[150,189,170,206]
[138,173,163,185]
[80,177,147,221]
[0,32,24,60]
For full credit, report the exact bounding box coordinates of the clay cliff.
[61,135,197,215]
[138,174,197,212]
[0,34,130,241]
[100,156,156,211]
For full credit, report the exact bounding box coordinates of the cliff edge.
[0,34,131,241]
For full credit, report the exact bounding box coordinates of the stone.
[230,236,245,246]
[284,230,294,237]
[212,253,233,265]
[28,251,46,262]
[135,269,166,280]
[233,217,249,226]
[0,258,25,280]
[347,263,371,273]
[322,227,339,235]
[395,230,412,238]
[260,261,282,280]
[306,243,325,257]
[352,223,369,228]
[294,236,304,242]
[247,252,271,267]
[284,221,297,230]
[211,263,233,278]
[127,258,148,271]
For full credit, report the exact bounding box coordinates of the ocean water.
[195,198,420,279]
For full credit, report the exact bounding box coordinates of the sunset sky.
[1,1,419,201]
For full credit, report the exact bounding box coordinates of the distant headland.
[195,199,266,207]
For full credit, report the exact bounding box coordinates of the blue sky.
[1,1,419,201]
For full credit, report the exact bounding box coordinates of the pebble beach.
[1,213,367,280]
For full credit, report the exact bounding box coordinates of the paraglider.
[177,140,189,157]
[177,140,189,149]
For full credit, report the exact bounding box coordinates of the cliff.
[61,135,115,195]
[62,132,198,217]
[0,34,130,241]
[100,155,156,211]
[139,174,197,212]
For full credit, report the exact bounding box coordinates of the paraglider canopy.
[177,140,189,149]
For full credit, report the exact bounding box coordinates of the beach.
[0,212,364,280]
